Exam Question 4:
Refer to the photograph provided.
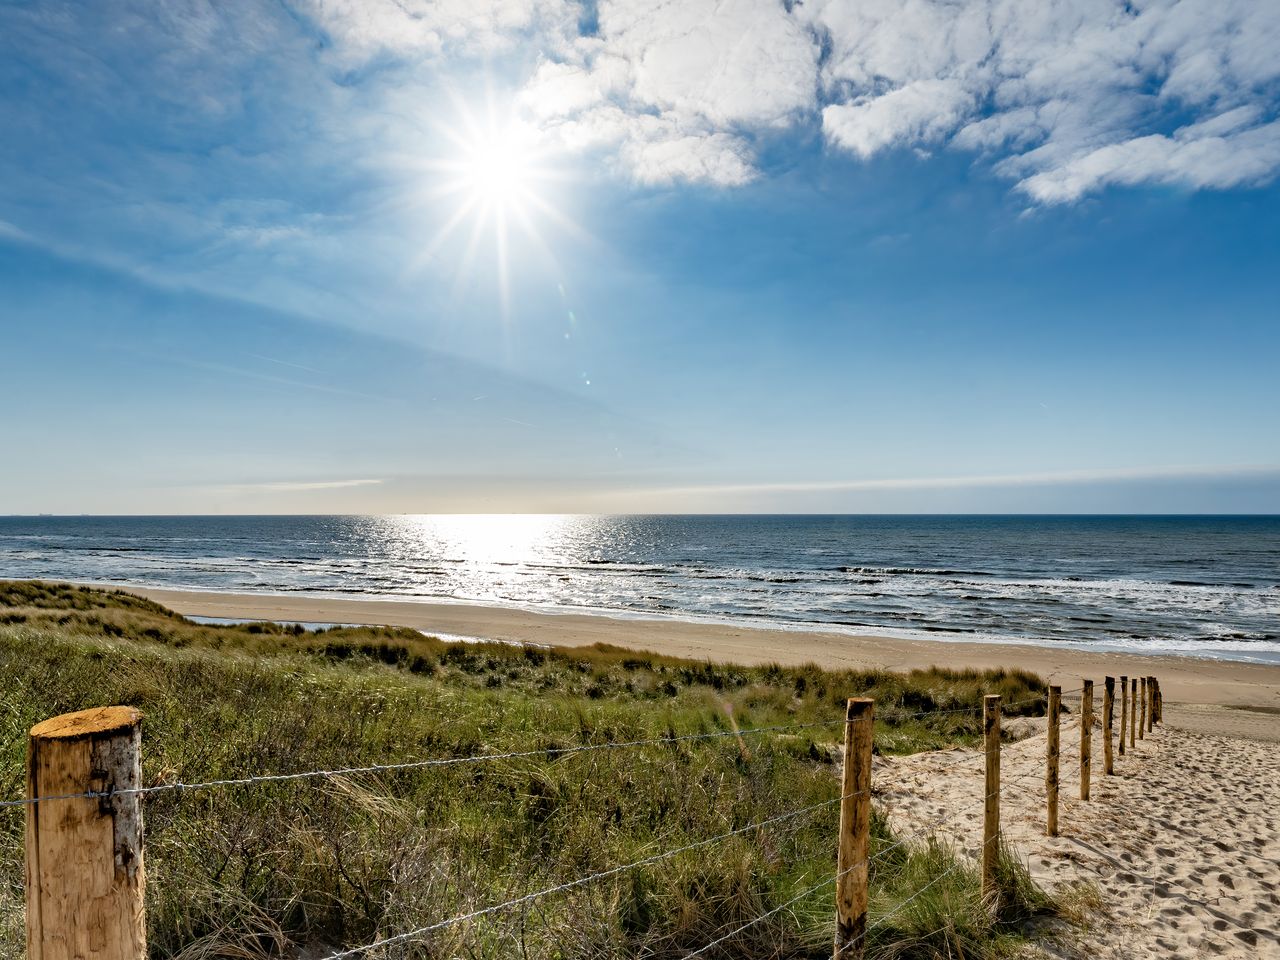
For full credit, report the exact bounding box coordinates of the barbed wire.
[313,749,1036,959]
[0,689,1066,811]
[5,681,1182,960]
[314,787,869,960]
[0,718,847,810]
[864,857,971,937]
[684,763,1034,958]
[887,688,1064,722]
[683,868,838,959]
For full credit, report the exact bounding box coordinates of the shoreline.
[124,585,1280,714]
[81,580,1280,665]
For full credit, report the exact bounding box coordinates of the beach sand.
[130,586,1280,735]
[878,707,1280,957]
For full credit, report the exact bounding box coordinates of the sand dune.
[876,702,1280,957]
[110,585,1280,955]
[126,586,1280,738]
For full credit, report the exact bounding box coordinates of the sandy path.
[875,702,1280,958]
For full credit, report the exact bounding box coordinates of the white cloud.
[0,218,32,242]
[303,0,1280,200]
[300,0,576,58]
[802,0,1280,201]
[624,463,1280,499]
[822,79,972,159]
[205,478,384,494]
[515,0,819,185]
[1019,116,1280,204]
[595,0,817,130]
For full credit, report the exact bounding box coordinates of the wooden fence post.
[835,698,874,960]
[26,706,147,960]
[1139,678,1147,740]
[1079,680,1093,801]
[1046,686,1060,837]
[1151,678,1160,727]
[1130,678,1137,749]
[1119,675,1128,757]
[1156,679,1163,724]
[1102,677,1114,775]
[982,694,1001,905]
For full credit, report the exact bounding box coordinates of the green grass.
[0,581,1068,959]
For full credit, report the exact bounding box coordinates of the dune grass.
[0,581,1067,958]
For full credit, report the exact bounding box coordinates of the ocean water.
[1,515,1277,663]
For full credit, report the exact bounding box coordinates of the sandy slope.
[875,702,1280,958]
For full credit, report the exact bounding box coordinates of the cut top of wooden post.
[846,697,873,720]
[29,706,141,742]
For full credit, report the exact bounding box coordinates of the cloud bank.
[302,0,1280,201]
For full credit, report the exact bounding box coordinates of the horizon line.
[5,512,1280,519]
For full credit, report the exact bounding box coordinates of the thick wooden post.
[835,698,874,960]
[1103,677,1115,775]
[1139,678,1147,740]
[26,707,146,960]
[1119,675,1128,757]
[1151,678,1160,727]
[1046,686,1060,837]
[1129,678,1137,749]
[1156,680,1163,724]
[1079,680,1093,801]
[982,694,1001,905]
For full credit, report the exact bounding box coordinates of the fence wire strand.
[684,802,979,956]
[682,761,1032,958]
[315,788,868,960]
[0,718,846,810]
[1,683,1176,960]
[316,735,1034,960]
[1,690,1065,810]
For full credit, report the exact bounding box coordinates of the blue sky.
[1,0,1278,513]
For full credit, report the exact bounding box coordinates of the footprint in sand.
[1233,929,1259,947]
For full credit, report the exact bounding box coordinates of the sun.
[460,127,536,212]
[414,105,574,309]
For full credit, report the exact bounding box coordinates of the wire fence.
[320,753,1059,960]
[685,768,1034,959]
[11,679,1188,959]
[316,790,865,960]
[0,717,846,810]
[0,690,1063,811]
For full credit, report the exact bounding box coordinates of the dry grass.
[0,581,1065,959]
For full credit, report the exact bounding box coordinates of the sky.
[1,0,1278,514]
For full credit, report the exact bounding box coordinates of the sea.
[1,515,1277,663]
